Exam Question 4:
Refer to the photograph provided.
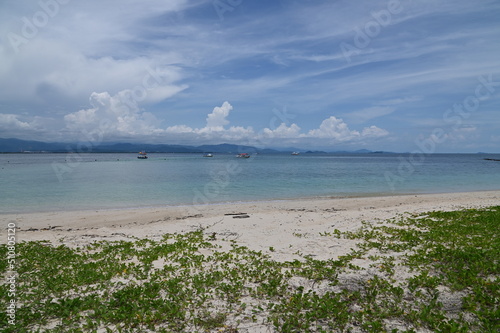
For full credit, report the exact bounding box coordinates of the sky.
[0,0,499,152]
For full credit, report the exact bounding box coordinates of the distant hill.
[0,138,282,154]
[0,138,68,152]
[0,138,390,154]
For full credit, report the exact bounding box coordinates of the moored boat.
[137,151,148,159]
[236,153,250,158]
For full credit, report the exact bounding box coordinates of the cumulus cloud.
[165,124,195,134]
[42,98,390,147]
[206,101,232,129]
[0,114,32,130]
[0,113,61,140]
[303,116,388,143]
[307,116,357,140]
[361,125,389,137]
[262,123,302,139]
[64,91,165,141]
[166,102,254,142]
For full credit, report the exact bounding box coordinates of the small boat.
[203,153,214,157]
[236,153,250,158]
[291,152,300,155]
[137,151,148,159]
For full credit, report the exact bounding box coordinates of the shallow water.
[1,153,499,213]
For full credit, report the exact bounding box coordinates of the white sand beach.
[3,191,499,260]
[2,190,499,332]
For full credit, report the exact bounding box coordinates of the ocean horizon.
[1,152,499,214]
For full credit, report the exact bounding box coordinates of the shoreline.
[3,190,499,253]
[2,187,498,215]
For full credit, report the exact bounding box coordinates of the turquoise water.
[1,153,499,213]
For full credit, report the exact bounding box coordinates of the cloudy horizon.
[1,0,499,152]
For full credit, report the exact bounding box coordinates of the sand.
[2,191,499,260]
[2,190,499,332]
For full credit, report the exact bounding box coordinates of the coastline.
[3,190,499,254]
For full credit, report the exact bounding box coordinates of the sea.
[1,152,499,213]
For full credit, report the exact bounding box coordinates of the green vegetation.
[1,206,499,332]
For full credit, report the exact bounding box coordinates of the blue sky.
[0,0,499,152]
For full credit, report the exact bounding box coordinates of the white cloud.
[165,124,194,134]
[307,116,359,140]
[262,123,302,139]
[0,37,188,110]
[62,97,389,147]
[214,126,255,141]
[167,102,254,142]
[64,91,165,141]
[362,125,389,137]
[305,116,388,142]
[0,113,59,140]
[16,98,388,147]
[206,101,232,129]
[0,114,32,130]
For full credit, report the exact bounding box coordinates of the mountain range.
[0,138,379,154]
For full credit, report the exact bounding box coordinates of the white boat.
[137,151,148,159]
[291,152,300,155]
[203,153,214,157]
[236,153,250,158]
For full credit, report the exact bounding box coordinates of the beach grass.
[1,206,499,332]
